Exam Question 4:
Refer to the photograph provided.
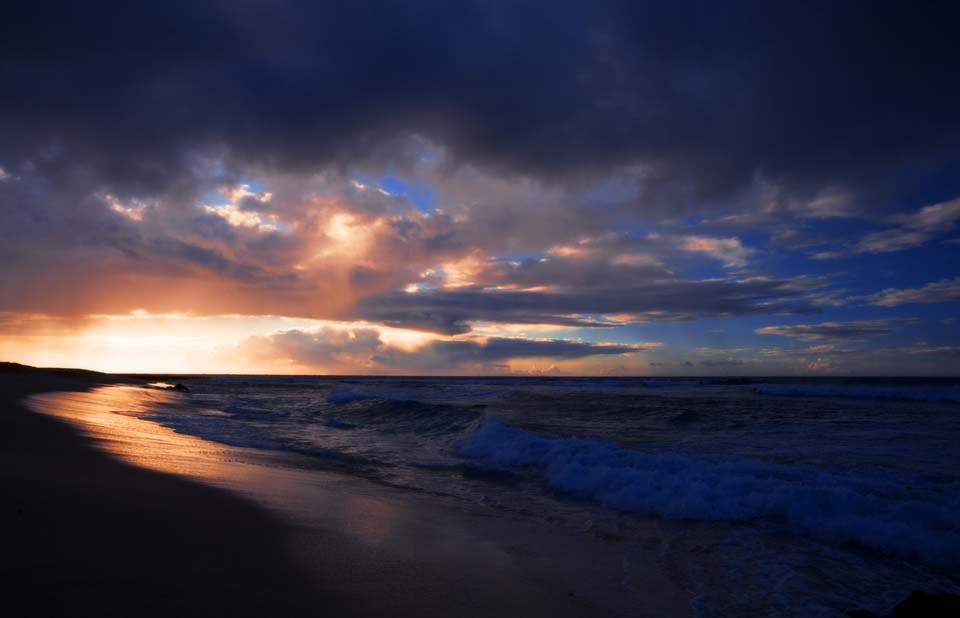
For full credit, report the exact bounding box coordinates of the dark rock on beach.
[848,591,960,618]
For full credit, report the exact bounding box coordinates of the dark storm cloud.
[358,276,824,334]
[2,1,958,206]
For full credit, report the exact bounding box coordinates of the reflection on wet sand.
[28,386,337,522]
[31,387,242,481]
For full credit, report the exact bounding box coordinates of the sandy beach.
[2,365,690,617]
[0,365,339,617]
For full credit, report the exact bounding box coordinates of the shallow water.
[28,376,960,617]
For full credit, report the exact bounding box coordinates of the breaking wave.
[459,420,960,566]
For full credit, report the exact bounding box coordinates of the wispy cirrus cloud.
[864,277,960,307]
[755,318,918,342]
[360,274,825,335]
[813,198,960,258]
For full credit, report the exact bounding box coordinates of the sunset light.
[2,3,959,618]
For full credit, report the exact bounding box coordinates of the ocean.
[29,376,960,617]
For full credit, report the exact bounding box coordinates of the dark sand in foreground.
[0,366,337,617]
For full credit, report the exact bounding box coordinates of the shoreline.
[3,365,689,617]
[0,366,342,617]
[3,364,957,617]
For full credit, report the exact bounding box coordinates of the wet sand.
[2,365,692,617]
[0,366,337,617]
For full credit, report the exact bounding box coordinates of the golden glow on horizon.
[0,310,654,375]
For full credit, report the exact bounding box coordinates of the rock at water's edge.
[848,591,960,618]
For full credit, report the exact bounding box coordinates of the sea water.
[36,376,960,616]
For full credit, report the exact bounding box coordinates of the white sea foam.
[460,421,960,565]
[754,384,960,402]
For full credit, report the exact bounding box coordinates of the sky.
[1,1,958,375]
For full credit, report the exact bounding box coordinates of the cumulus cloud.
[755,318,918,342]
[224,326,387,371]
[0,167,464,317]
[678,236,754,267]
[1,162,818,334]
